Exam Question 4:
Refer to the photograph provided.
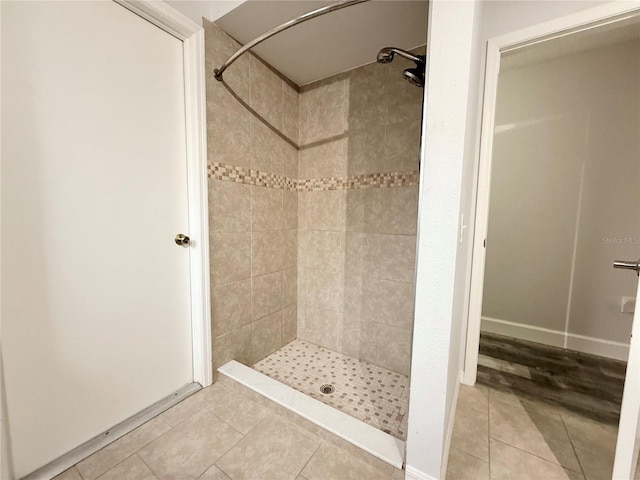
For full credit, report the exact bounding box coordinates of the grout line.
[296,441,323,478]
[214,462,235,480]
[137,453,160,480]
[206,408,248,440]
[91,453,144,480]
[485,385,588,476]
[490,437,583,474]
[116,419,174,465]
[559,414,588,478]
[218,69,299,150]
[249,103,255,366]
[451,445,490,465]
[212,265,297,290]
[205,418,270,478]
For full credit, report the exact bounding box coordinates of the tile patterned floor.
[478,332,626,424]
[446,383,632,480]
[253,340,409,440]
[54,379,403,480]
[52,373,630,480]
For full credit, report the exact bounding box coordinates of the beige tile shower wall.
[205,21,298,376]
[297,54,424,376]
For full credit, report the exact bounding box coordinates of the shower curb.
[217,360,405,469]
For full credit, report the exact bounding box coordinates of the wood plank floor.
[477,332,626,424]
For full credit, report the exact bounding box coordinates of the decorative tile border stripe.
[208,162,419,191]
[297,171,419,191]
[208,162,297,190]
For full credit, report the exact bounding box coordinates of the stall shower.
[206,7,424,443]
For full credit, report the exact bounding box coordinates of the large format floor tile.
[96,455,157,480]
[446,446,490,480]
[489,398,581,471]
[574,447,614,480]
[446,381,621,480]
[451,401,489,462]
[563,413,618,480]
[490,439,584,480]
[53,360,621,480]
[138,408,243,480]
[77,416,171,479]
[200,383,271,434]
[562,412,618,458]
[300,442,390,480]
[158,387,219,427]
[53,468,83,480]
[457,384,489,414]
[55,378,402,480]
[199,465,233,480]
[216,417,321,480]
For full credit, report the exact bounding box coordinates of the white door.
[613,265,640,479]
[1,2,194,477]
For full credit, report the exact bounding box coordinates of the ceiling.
[502,14,640,70]
[215,0,429,86]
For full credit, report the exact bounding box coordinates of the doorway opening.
[464,7,640,480]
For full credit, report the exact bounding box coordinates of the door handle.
[613,258,640,276]
[175,234,190,246]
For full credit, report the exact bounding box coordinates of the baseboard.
[481,316,629,361]
[405,465,439,480]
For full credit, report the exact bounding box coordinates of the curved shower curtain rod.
[213,0,371,81]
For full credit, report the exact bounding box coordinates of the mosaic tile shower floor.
[253,340,409,440]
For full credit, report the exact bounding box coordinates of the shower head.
[403,67,425,88]
[376,47,424,65]
[376,47,426,88]
[376,47,396,63]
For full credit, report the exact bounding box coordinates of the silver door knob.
[175,234,190,246]
[613,258,640,276]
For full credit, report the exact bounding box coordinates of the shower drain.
[319,384,335,395]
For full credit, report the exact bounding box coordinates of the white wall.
[568,40,639,348]
[165,0,245,25]
[482,40,639,360]
[405,2,477,479]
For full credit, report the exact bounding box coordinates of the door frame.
[462,0,640,388]
[116,0,212,387]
